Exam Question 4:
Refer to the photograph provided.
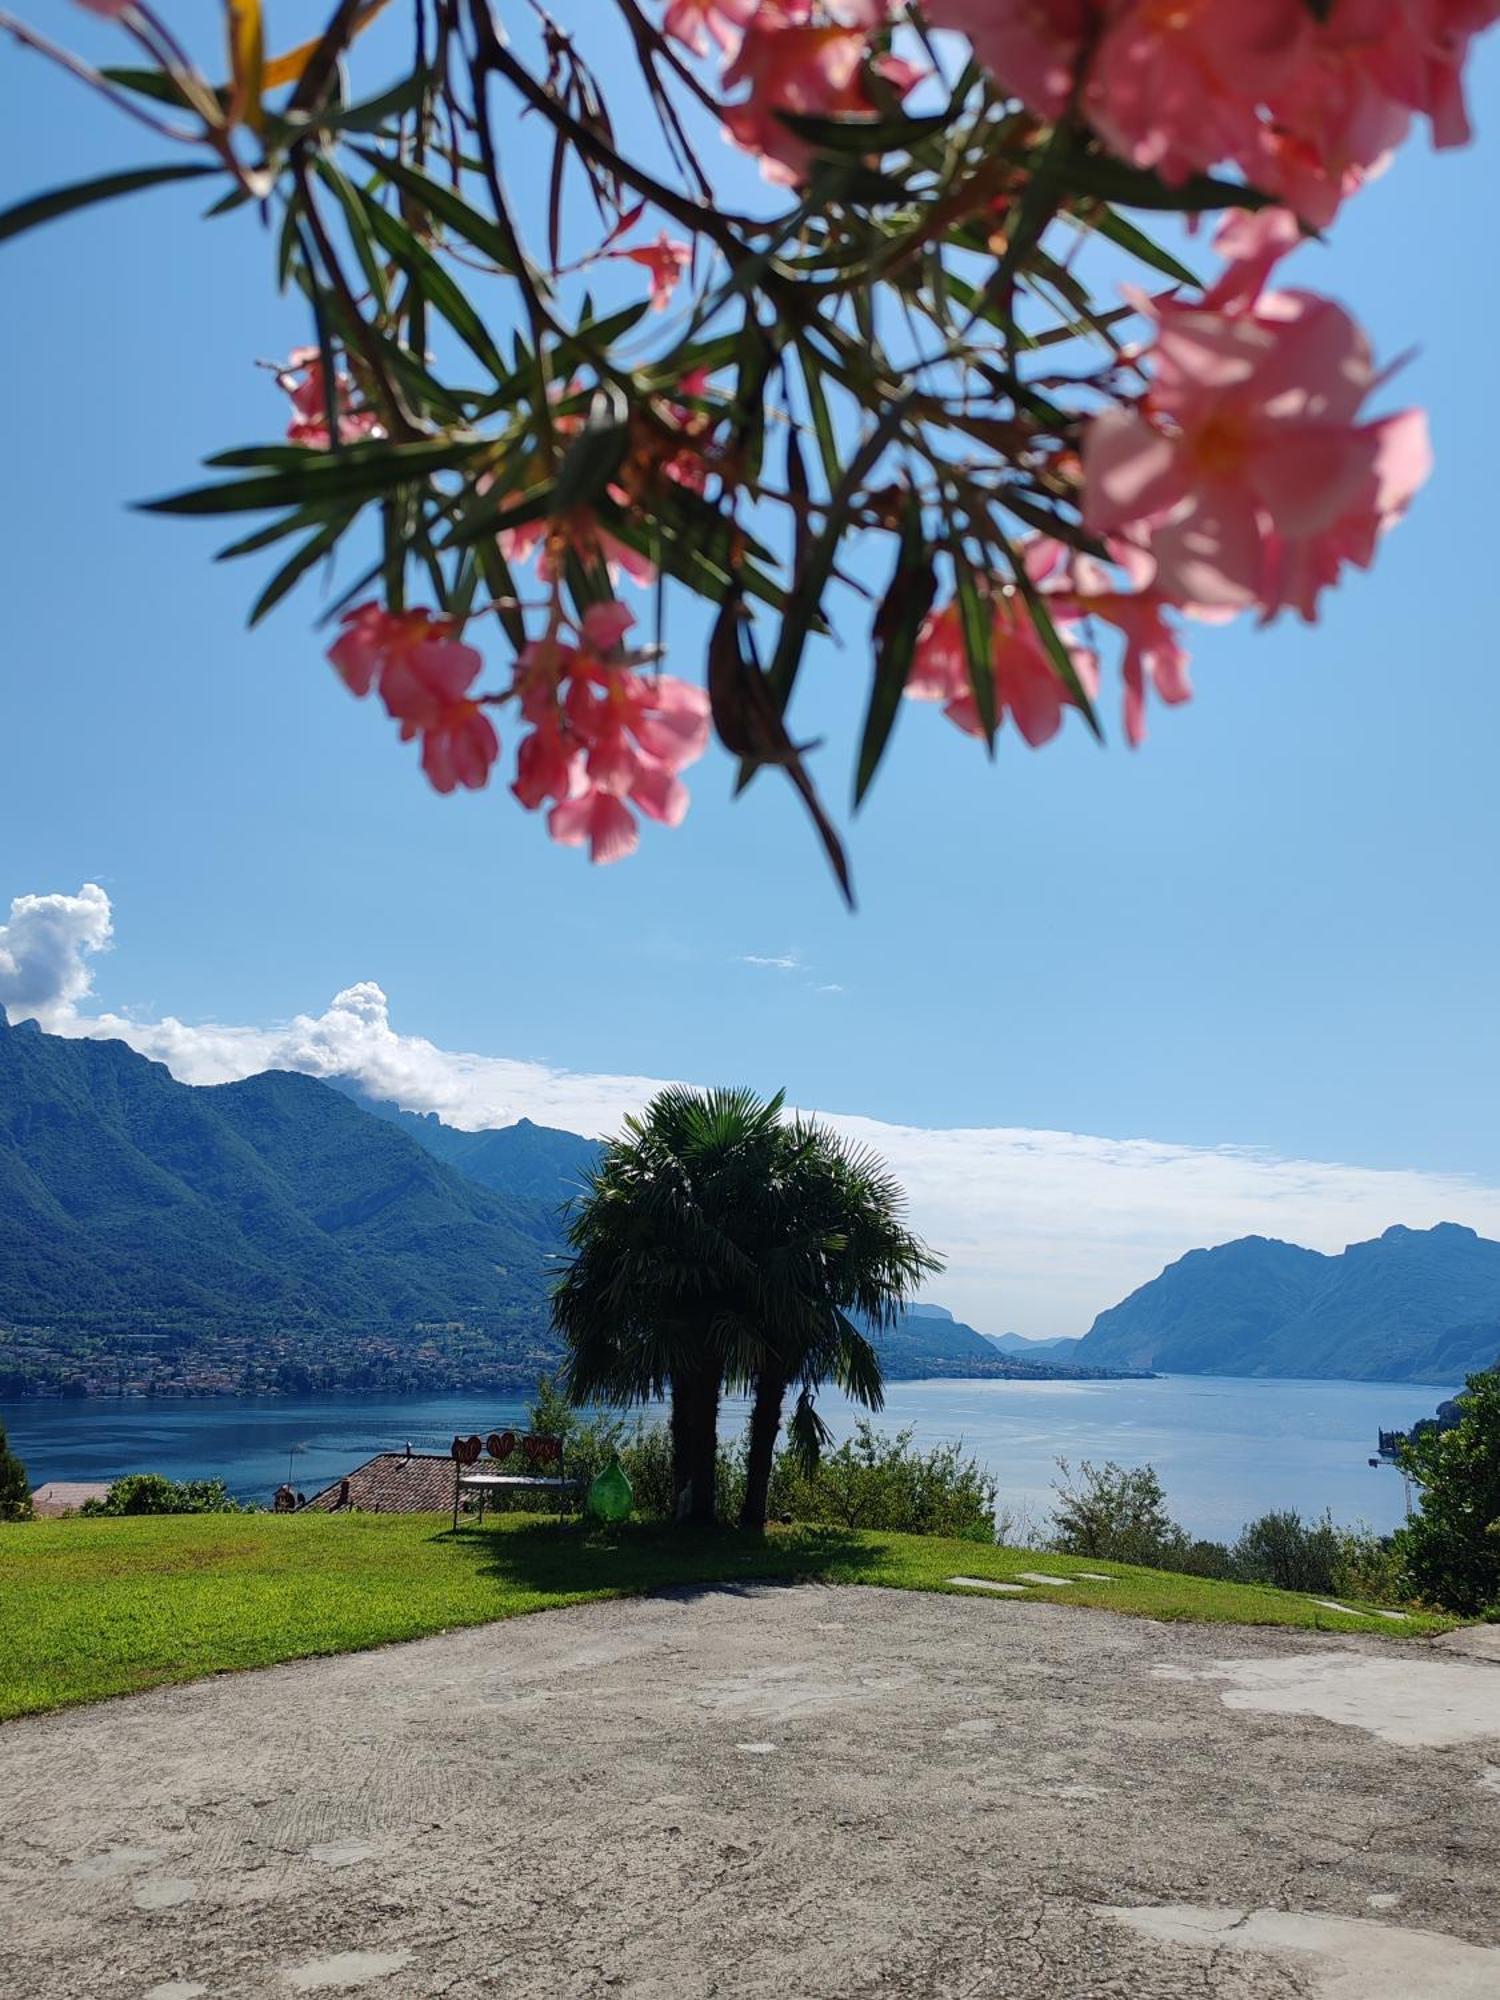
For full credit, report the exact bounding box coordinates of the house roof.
[300,1451,459,1514]
[30,1481,111,1517]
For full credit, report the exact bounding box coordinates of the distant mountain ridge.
[7,1015,1496,1393]
[331,1084,603,1209]
[0,1016,563,1396]
[1073,1223,1500,1380]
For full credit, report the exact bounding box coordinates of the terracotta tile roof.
[301,1451,458,1514]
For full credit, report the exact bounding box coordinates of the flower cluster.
[663,2,918,183]
[1083,213,1431,624]
[325,601,711,863]
[905,587,1097,749]
[33,0,1492,884]
[906,205,1431,757]
[328,606,499,794]
[511,605,713,864]
[275,348,384,449]
[925,0,1499,223]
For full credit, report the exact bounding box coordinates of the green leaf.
[1081,206,1201,289]
[998,490,1108,559]
[553,417,632,514]
[952,544,996,752]
[248,511,354,625]
[0,163,219,247]
[856,499,934,808]
[141,437,492,516]
[346,183,509,382]
[1063,155,1272,214]
[774,110,953,157]
[797,342,842,494]
[352,148,521,274]
[98,66,203,111]
[436,482,557,553]
[987,515,1102,738]
[292,69,429,137]
[215,504,331,561]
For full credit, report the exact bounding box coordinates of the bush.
[769,1421,997,1541]
[1330,1527,1407,1607]
[80,1474,247,1517]
[1230,1510,1345,1594]
[0,1421,31,1522]
[1048,1459,1185,1567]
[534,1389,997,1540]
[1396,1369,1500,1615]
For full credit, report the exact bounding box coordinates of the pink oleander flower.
[611,232,692,312]
[417,703,501,794]
[1039,546,1200,747]
[662,0,761,55]
[934,1,1497,228]
[722,7,920,185]
[276,348,384,449]
[1086,1,1309,185]
[326,605,497,793]
[512,713,580,810]
[1082,278,1431,620]
[906,585,1096,750]
[511,604,711,862]
[547,785,641,865]
[327,604,459,701]
[920,1,1088,122]
[1256,405,1433,622]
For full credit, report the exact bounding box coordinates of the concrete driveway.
[2,1586,1498,1999]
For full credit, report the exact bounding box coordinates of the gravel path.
[2,1585,1498,1998]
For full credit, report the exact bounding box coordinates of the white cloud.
[0,884,113,1028]
[15,883,1500,1336]
[740,951,802,971]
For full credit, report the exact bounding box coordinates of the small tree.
[1231,1510,1344,1594]
[1049,1459,1183,1568]
[1397,1370,1500,1615]
[0,1420,32,1522]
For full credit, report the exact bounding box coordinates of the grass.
[0,1512,1458,1722]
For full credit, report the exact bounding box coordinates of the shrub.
[0,1421,31,1522]
[1330,1527,1407,1607]
[1048,1459,1185,1567]
[1230,1510,1346,1594]
[772,1421,998,1542]
[80,1474,246,1517]
[1396,1369,1500,1615]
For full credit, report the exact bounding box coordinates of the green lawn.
[0,1512,1456,1722]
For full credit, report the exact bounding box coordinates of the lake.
[1,1373,1455,1540]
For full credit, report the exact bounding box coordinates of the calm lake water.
[2,1374,1455,1540]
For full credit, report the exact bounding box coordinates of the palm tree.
[554,1085,786,1524]
[734,1122,940,1532]
[552,1086,939,1530]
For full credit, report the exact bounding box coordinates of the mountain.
[2,1022,1148,1397]
[1072,1224,1500,1381]
[985,1331,1082,1360]
[332,1086,602,1211]
[0,1017,562,1396]
[864,1308,1143,1382]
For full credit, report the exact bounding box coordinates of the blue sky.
[2,9,1498,1329]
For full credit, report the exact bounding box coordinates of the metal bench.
[449,1430,580,1529]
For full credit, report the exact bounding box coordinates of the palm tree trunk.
[671,1366,721,1526]
[739,1368,787,1532]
